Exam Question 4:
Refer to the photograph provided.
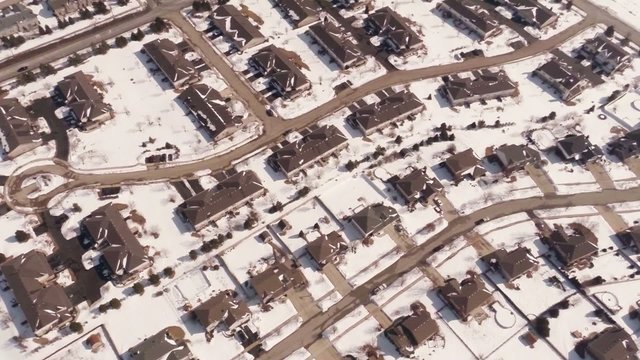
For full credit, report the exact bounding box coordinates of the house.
[193,290,251,333]
[267,125,347,177]
[436,0,500,39]
[584,326,638,360]
[391,168,443,204]
[347,90,425,135]
[350,203,399,238]
[534,58,590,101]
[47,0,93,18]
[81,204,152,281]
[498,0,558,29]
[444,148,486,181]
[273,0,319,28]
[210,5,266,52]
[365,7,423,54]
[178,84,241,141]
[0,98,42,159]
[249,45,311,99]
[608,137,640,161]
[129,327,195,360]
[616,225,640,253]
[57,71,113,130]
[556,134,603,162]
[439,276,493,321]
[482,247,538,282]
[307,16,365,70]
[543,226,598,267]
[0,4,38,38]
[333,0,370,11]
[177,170,265,230]
[579,33,631,75]
[306,231,348,267]
[494,144,540,172]
[250,259,307,304]
[441,69,518,106]
[143,39,199,88]
[384,302,439,357]
[1,250,75,337]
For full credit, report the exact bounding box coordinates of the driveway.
[29,97,70,161]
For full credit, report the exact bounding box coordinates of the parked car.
[474,217,490,225]
[370,284,388,296]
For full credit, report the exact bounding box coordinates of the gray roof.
[440,276,492,318]
[443,69,517,101]
[1,250,74,334]
[177,170,264,228]
[503,0,557,28]
[306,231,348,265]
[269,125,347,175]
[483,247,537,281]
[57,72,111,122]
[308,18,363,67]
[0,4,37,31]
[495,144,540,168]
[350,90,425,132]
[129,328,193,360]
[0,98,40,154]
[546,226,598,266]
[210,5,265,50]
[143,39,197,86]
[351,204,399,236]
[586,326,638,360]
[440,0,498,34]
[273,0,319,27]
[250,259,306,303]
[536,58,588,94]
[392,168,443,201]
[367,7,422,50]
[178,84,239,139]
[83,204,150,276]
[444,148,486,178]
[193,290,250,330]
[557,134,591,158]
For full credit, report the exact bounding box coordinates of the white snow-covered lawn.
[221,236,274,284]
[588,0,640,31]
[544,159,601,195]
[47,326,119,360]
[317,175,388,221]
[262,316,302,350]
[284,348,312,360]
[480,218,548,256]
[332,316,381,357]
[487,326,563,360]
[589,280,640,336]
[338,234,402,287]
[435,244,483,280]
[298,255,337,305]
[371,268,424,307]
[323,305,368,341]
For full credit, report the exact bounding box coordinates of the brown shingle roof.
[443,69,517,102]
[483,247,537,281]
[210,5,265,50]
[0,98,40,154]
[57,71,111,122]
[367,7,422,51]
[586,326,638,360]
[250,259,306,303]
[349,90,425,133]
[306,231,348,266]
[143,39,197,87]
[308,18,363,68]
[351,204,399,237]
[392,168,443,202]
[444,148,486,178]
[546,226,598,266]
[439,276,492,319]
[178,84,239,140]
[193,291,250,330]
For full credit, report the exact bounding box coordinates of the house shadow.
[261,161,288,182]
[526,72,565,103]
[376,331,403,359]
[133,50,176,92]
[429,7,481,43]
[0,279,34,338]
[296,33,341,73]
[542,149,565,165]
[433,89,453,109]
[430,163,453,182]
[171,213,193,234]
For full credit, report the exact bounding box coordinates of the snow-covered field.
[338,234,402,287]
[590,280,640,336]
[47,326,119,360]
[588,0,640,31]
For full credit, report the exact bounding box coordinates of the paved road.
[259,187,640,359]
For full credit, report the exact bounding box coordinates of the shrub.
[93,1,109,15]
[39,63,57,76]
[547,308,559,318]
[98,304,109,313]
[67,53,84,67]
[117,0,130,5]
[69,322,83,333]
[132,282,145,295]
[394,135,403,145]
[72,203,83,212]
[163,267,175,278]
[534,316,550,337]
[243,218,256,230]
[225,232,233,239]
[0,253,6,263]
[115,36,128,48]
[297,186,311,198]
[345,160,357,172]
[604,25,615,37]
[16,71,36,86]
[109,298,121,309]
[200,242,213,253]
[93,41,110,55]
[149,17,168,33]
[15,230,30,243]
[149,273,161,286]
[189,250,199,260]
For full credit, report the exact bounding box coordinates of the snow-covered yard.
[338,234,402,287]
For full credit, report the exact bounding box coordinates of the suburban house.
[543,225,598,267]
[579,33,631,75]
[390,168,443,204]
[616,225,640,253]
[556,134,603,162]
[129,327,195,360]
[249,45,311,99]
[384,302,439,357]
[0,4,38,38]
[47,0,92,18]
[608,136,640,161]
[192,290,251,333]
[436,0,500,40]
[0,98,42,159]
[307,16,365,70]
[346,90,425,135]
[441,69,518,106]
[534,58,590,101]
[1,250,75,337]
[178,84,242,141]
[210,5,266,52]
[249,259,307,304]
[365,7,423,54]
[176,170,265,230]
[584,326,638,360]
[82,204,152,282]
[333,0,370,11]
[498,0,558,29]
[439,276,493,321]
[494,144,540,172]
[306,231,348,268]
[57,71,113,130]
[267,125,348,177]
[482,247,538,282]
[350,203,399,238]
[143,39,199,88]
[272,0,319,28]
[444,148,487,181]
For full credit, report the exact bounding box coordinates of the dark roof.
[178,84,239,139]
[273,0,319,27]
[269,125,347,175]
[130,328,193,360]
[143,39,197,86]
[495,144,540,168]
[392,168,443,201]
[350,90,424,132]
[367,7,422,50]
[0,4,37,31]
[1,250,74,334]
[306,231,348,265]
[193,291,250,330]
[177,170,264,228]
[503,0,557,28]
[0,98,40,154]
[250,45,311,97]
[57,72,111,122]
[440,276,492,318]
[440,0,498,34]
[83,204,150,276]
[444,148,485,177]
[250,259,306,303]
[386,306,439,353]
[210,5,265,50]
[609,137,640,160]
[625,128,640,143]
[536,58,587,94]
[351,204,399,236]
[482,247,537,281]
[586,326,638,360]
[618,225,640,251]
[443,69,517,101]
[582,34,630,65]
[557,134,591,158]
[546,227,598,266]
[308,18,363,66]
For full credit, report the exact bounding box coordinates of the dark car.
[474,217,489,225]
[17,66,28,73]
